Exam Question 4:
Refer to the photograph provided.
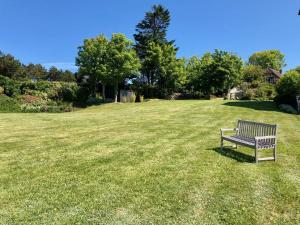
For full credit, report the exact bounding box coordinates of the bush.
[0,75,20,96]
[275,70,300,109]
[86,96,103,105]
[278,104,298,114]
[76,86,90,102]
[0,95,21,112]
[58,84,78,102]
[255,83,275,100]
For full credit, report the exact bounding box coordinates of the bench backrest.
[237,120,277,138]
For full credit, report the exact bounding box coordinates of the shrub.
[86,96,103,105]
[0,95,21,112]
[255,83,275,100]
[76,86,90,102]
[58,84,78,102]
[0,75,20,96]
[278,104,298,114]
[275,70,300,108]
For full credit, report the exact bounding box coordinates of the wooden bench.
[220,120,277,163]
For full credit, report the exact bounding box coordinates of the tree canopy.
[248,50,286,71]
[76,34,140,102]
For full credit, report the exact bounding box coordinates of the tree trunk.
[114,82,118,103]
[102,84,106,100]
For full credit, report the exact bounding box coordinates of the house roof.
[267,68,282,78]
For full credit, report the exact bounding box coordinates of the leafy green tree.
[76,34,140,102]
[107,34,141,102]
[275,69,300,108]
[207,50,243,96]
[186,54,213,96]
[249,50,286,71]
[142,42,181,97]
[60,70,76,82]
[47,66,61,81]
[25,63,48,80]
[0,51,22,79]
[76,35,110,98]
[242,65,266,87]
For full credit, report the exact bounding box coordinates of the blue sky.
[0,0,299,72]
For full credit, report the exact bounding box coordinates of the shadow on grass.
[223,101,280,112]
[210,147,254,163]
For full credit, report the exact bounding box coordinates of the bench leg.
[255,148,259,163]
[220,137,223,150]
[273,146,276,161]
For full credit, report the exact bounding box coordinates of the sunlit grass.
[0,100,299,224]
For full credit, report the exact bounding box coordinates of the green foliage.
[275,69,300,108]
[86,96,103,105]
[77,33,141,102]
[25,63,48,80]
[134,5,177,98]
[248,50,286,71]
[255,83,276,100]
[187,50,243,97]
[0,75,20,96]
[134,4,172,57]
[242,65,266,88]
[0,76,78,112]
[0,95,21,112]
[0,51,22,79]
[76,35,110,96]
[76,86,90,102]
[142,42,181,97]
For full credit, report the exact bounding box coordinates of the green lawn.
[0,100,299,224]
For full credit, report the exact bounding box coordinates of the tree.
[134,5,176,97]
[0,51,22,79]
[248,50,286,71]
[142,42,182,97]
[47,66,61,81]
[76,34,140,102]
[60,70,76,82]
[186,54,213,96]
[107,34,141,102]
[242,65,266,88]
[207,50,243,96]
[76,35,110,98]
[275,69,300,108]
[25,63,47,80]
[134,5,172,57]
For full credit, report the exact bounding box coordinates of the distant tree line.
[1,4,297,110]
[0,51,76,82]
[75,5,288,102]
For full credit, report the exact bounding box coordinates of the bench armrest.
[220,128,238,136]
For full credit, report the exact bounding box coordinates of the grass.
[0,100,299,224]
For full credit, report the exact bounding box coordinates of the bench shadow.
[223,101,280,112]
[210,147,255,163]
